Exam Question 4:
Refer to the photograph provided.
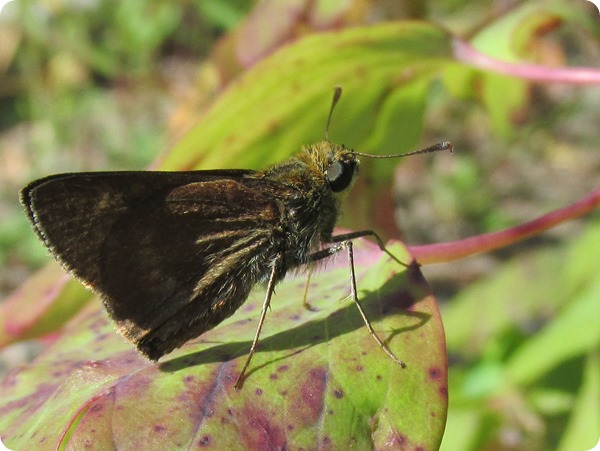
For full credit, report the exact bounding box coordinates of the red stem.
[410,185,600,264]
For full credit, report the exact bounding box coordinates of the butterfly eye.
[327,161,355,192]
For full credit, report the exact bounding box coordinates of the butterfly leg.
[308,237,406,368]
[301,266,318,311]
[234,257,281,390]
[329,230,410,267]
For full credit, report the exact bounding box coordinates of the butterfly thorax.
[256,142,359,269]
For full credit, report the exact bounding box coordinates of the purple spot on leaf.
[90,403,103,413]
[96,333,111,342]
[310,368,326,380]
[277,365,289,372]
[244,411,286,449]
[198,435,211,446]
[429,367,441,380]
[298,367,327,423]
[255,388,263,396]
[333,389,343,399]
[388,433,406,447]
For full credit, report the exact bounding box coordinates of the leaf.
[442,248,570,357]
[443,219,600,358]
[159,21,454,172]
[480,73,528,138]
[557,351,600,451]
[0,240,447,450]
[506,277,600,385]
[0,263,91,347]
[440,220,600,450]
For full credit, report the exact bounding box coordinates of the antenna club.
[441,142,454,153]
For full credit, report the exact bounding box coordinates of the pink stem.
[453,39,600,85]
[410,185,600,264]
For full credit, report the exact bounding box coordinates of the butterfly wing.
[21,170,293,359]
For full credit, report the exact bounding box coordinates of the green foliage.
[161,21,453,171]
[441,220,600,450]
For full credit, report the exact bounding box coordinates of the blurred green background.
[0,0,598,450]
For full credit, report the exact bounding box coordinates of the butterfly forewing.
[21,171,294,360]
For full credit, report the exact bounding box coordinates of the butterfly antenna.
[325,86,343,142]
[354,141,454,158]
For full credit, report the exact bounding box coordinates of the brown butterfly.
[21,87,452,388]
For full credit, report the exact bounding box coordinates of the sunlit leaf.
[160,21,454,172]
[0,240,447,449]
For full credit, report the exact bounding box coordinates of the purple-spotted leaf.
[0,239,447,449]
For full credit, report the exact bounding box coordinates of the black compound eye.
[327,161,355,192]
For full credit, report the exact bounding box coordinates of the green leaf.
[506,277,600,385]
[197,0,247,30]
[442,248,570,357]
[441,220,600,449]
[362,76,430,181]
[159,21,454,172]
[0,263,91,347]
[480,72,528,138]
[0,240,447,449]
[557,352,600,451]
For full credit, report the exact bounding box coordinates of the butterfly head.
[300,141,360,195]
